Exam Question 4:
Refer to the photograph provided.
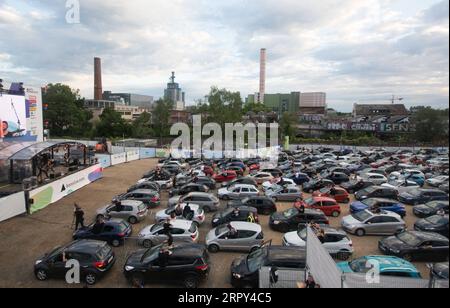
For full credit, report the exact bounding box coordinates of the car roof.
[267,246,306,261]
[408,231,449,242]
[130,189,157,194]
[230,184,257,189]
[170,244,206,258]
[66,240,106,253]
[186,192,213,197]
[363,256,419,272]
[228,221,262,232]
[313,196,337,202]
[118,200,144,206]
[369,198,399,203]
[163,220,194,229]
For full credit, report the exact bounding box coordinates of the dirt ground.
[0,159,430,288]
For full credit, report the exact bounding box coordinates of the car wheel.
[111,239,121,247]
[143,240,153,248]
[402,254,413,262]
[85,272,97,285]
[208,244,220,253]
[332,211,340,218]
[35,269,48,281]
[337,251,351,261]
[128,216,138,224]
[203,207,211,214]
[355,229,366,237]
[184,276,199,288]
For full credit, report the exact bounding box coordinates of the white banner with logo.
[0,192,26,222]
[29,164,103,214]
[111,152,127,165]
[127,150,140,162]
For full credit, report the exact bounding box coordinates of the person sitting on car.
[227,223,238,239]
[182,203,192,218]
[92,217,105,234]
[174,203,183,216]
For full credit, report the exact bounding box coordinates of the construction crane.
[390,95,404,104]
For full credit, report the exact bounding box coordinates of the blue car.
[288,172,311,185]
[73,219,132,247]
[337,256,422,279]
[350,198,406,218]
[405,175,425,187]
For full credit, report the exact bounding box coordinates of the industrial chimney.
[259,48,266,104]
[94,57,103,100]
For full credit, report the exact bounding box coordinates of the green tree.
[152,99,173,142]
[95,108,132,138]
[412,107,449,144]
[206,86,243,127]
[279,112,298,139]
[242,102,270,114]
[43,83,92,137]
[132,112,154,138]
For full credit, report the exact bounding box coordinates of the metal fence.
[259,267,305,288]
[342,273,430,289]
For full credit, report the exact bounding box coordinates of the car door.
[430,240,449,260]
[235,230,258,251]
[381,216,403,234]
[364,216,383,234]
[97,225,115,242]
[322,234,339,254]
[48,252,69,278]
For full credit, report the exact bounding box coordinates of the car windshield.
[247,247,267,273]
[241,197,250,204]
[222,208,235,217]
[426,216,447,225]
[150,223,164,232]
[408,190,422,197]
[362,199,378,207]
[304,198,315,206]
[138,203,147,212]
[298,229,307,241]
[141,247,160,263]
[397,232,421,247]
[319,187,330,194]
[96,244,111,260]
[349,258,372,273]
[427,201,445,210]
[283,208,299,218]
[360,186,376,195]
[119,222,129,232]
[216,226,229,236]
[352,211,372,222]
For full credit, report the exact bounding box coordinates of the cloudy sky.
[0,0,448,111]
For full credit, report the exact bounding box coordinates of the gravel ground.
[0,159,430,288]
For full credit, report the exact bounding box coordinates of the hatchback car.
[73,219,132,247]
[218,184,260,200]
[341,210,406,237]
[270,208,329,233]
[227,196,277,215]
[35,240,115,285]
[168,183,209,198]
[381,180,420,194]
[413,201,449,218]
[399,189,449,205]
[362,173,388,185]
[114,189,161,208]
[379,231,449,262]
[341,180,374,194]
[221,177,258,188]
[266,187,303,202]
[283,227,354,260]
[251,172,275,185]
[213,171,238,183]
[326,172,350,185]
[313,186,350,204]
[137,220,199,248]
[124,244,209,288]
[127,181,160,193]
[414,215,449,237]
[350,198,406,218]
[337,256,422,279]
[168,192,220,213]
[355,186,398,201]
[296,196,341,217]
[206,222,264,253]
[303,179,335,193]
[155,203,205,226]
[97,200,148,224]
[211,206,259,228]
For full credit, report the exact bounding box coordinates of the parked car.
[168,183,209,198]
[34,240,115,285]
[355,186,398,201]
[431,262,449,280]
[296,196,341,217]
[414,215,449,237]
[213,171,238,183]
[230,245,306,288]
[73,219,132,247]
[266,186,303,202]
[439,182,449,194]
[341,180,374,194]
[326,172,350,185]
[287,172,311,185]
[138,177,173,190]
[260,168,283,177]
[212,206,259,228]
[399,189,449,205]
[337,256,422,279]
[341,210,406,237]
[127,181,160,193]
[283,227,354,260]
[137,220,199,248]
[313,186,350,204]
[168,192,220,213]
[123,244,209,288]
[218,184,260,200]
[303,179,335,193]
[413,201,449,218]
[251,172,275,185]
[382,180,420,194]
[227,196,277,215]
[269,208,329,233]
[379,231,449,262]
[97,200,148,224]
[114,189,161,208]
[350,198,406,218]
[206,222,264,253]
[192,176,217,190]
[155,203,205,226]
[221,177,258,188]
[262,178,296,192]
[362,173,388,185]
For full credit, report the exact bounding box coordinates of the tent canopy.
[8,141,86,161]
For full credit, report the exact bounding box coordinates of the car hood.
[138,225,153,237]
[271,212,287,222]
[415,219,440,230]
[399,192,414,199]
[380,236,411,250]
[342,215,360,226]
[284,232,304,246]
[126,249,148,266]
[168,196,181,204]
[336,262,353,273]
[413,205,432,214]
[218,188,229,195]
[228,200,244,207]
[350,201,368,211]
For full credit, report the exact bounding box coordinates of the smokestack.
[94,57,103,100]
[259,48,266,104]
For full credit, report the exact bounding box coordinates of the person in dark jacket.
[74,204,85,230]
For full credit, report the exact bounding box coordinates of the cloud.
[0,0,448,111]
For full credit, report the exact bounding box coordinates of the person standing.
[74,204,85,230]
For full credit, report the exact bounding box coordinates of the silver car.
[137,220,199,248]
[266,187,303,202]
[155,203,206,226]
[168,192,220,213]
[96,200,148,224]
[206,221,264,253]
[218,184,260,200]
[341,210,406,237]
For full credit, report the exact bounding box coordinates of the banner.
[156,148,170,158]
[126,150,140,162]
[139,148,156,159]
[29,164,103,214]
[0,191,26,222]
[95,154,112,168]
[111,152,126,165]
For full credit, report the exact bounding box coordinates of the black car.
[431,262,449,280]
[328,167,351,176]
[230,245,306,288]
[169,183,209,197]
[414,215,449,237]
[34,240,115,285]
[227,196,277,215]
[413,201,449,218]
[341,180,375,194]
[192,176,217,190]
[143,169,171,180]
[399,189,449,206]
[355,186,398,201]
[269,208,329,233]
[123,244,210,288]
[303,179,335,193]
[115,190,160,208]
[326,172,350,185]
[211,206,259,227]
[127,181,160,193]
[439,182,449,194]
[379,231,449,262]
[73,219,132,247]
[286,172,310,185]
[221,176,258,188]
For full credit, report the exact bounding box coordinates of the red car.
[312,186,350,204]
[249,163,260,172]
[295,196,341,217]
[203,166,214,177]
[213,170,237,183]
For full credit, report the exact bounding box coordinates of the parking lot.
[0,158,432,288]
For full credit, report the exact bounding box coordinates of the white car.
[426,176,449,187]
[250,172,274,185]
[363,173,388,185]
[283,227,354,260]
[262,178,296,192]
[155,203,205,226]
[157,160,188,169]
[218,184,260,200]
[137,220,199,248]
[176,169,205,179]
[382,180,420,194]
[138,177,173,189]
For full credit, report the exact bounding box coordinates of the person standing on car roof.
[73,203,85,230]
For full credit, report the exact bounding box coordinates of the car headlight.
[35,260,42,265]
[391,249,400,254]
[233,273,242,279]
[273,221,280,225]
[125,266,135,271]
[213,218,219,223]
